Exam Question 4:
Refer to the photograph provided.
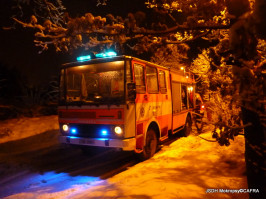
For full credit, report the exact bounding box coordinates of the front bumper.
[59,135,136,151]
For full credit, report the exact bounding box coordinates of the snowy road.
[0,130,138,198]
[0,116,248,198]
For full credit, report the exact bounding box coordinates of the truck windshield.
[60,60,125,105]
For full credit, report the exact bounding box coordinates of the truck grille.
[59,111,96,119]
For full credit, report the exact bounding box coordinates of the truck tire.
[139,128,158,160]
[183,116,192,137]
[194,112,204,133]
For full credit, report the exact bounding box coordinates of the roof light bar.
[77,55,91,62]
[95,51,117,58]
[76,51,117,62]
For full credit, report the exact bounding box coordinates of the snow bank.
[0,115,59,144]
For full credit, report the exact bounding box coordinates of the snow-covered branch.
[12,5,230,54]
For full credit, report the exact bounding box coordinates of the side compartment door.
[171,81,182,130]
[158,70,171,138]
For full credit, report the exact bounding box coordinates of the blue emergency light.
[70,128,78,134]
[76,51,117,62]
[100,129,108,137]
[95,51,117,58]
[76,55,91,62]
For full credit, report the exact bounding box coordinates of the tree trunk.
[241,107,266,198]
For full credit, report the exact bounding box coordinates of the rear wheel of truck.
[194,113,204,133]
[183,116,192,137]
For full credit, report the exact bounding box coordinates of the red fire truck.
[58,53,196,159]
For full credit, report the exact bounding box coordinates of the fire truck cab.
[58,54,196,159]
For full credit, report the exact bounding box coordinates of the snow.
[0,115,59,144]
[0,116,248,198]
[2,171,103,199]
[72,132,248,199]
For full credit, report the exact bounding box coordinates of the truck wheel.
[139,128,158,160]
[194,113,204,133]
[183,116,192,137]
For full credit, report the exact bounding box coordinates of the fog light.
[101,129,108,136]
[70,128,77,134]
[114,126,123,135]
[62,124,69,132]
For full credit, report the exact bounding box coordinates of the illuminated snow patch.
[0,171,103,198]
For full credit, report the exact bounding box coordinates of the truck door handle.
[144,95,148,100]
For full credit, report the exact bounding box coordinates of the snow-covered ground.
[0,115,248,198]
[0,115,58,144]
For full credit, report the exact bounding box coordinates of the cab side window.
[181,85,188,110]
[134,63,146,93]
[146,66,159,93]
[158,70,167,93]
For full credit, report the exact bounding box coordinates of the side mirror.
[127,82,136,102]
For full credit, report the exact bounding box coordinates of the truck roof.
[61,55,193,82]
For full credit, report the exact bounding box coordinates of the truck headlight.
[62,124,69,132]
[114,126,123,135]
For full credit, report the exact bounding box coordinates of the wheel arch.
[144,120,160,145]
[148,121,160,140]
